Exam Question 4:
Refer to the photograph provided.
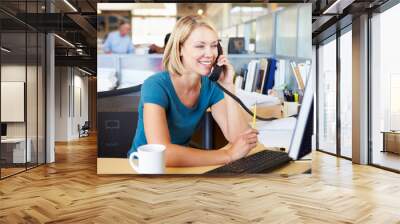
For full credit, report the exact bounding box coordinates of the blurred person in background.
[149,33,171,54]
[103,21,135,54]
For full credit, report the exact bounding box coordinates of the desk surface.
[381,131,400,134]
[1,138,27,143]
[97,143,311,175]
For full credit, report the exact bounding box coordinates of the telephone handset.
[208,42,224,82]
[209,42,282,122]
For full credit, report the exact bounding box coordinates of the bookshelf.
[228,54,311,95]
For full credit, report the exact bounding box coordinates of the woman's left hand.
[216,55,235,88]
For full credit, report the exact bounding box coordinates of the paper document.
[255,117,297,131]
[255,117,297,148]
[235,88,281,108]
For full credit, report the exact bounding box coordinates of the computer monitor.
[1,123,7,137]
[288,71,314,160]
[228,37,246,54]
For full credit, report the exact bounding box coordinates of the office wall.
[55,67,89,141]
[55,67,69,141]
[46,33,55,163]
[73,73,89,138]
[0,65,39,138]
[38,63,46,164]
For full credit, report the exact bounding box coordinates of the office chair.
[79,121,90,138]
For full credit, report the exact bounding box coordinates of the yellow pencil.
[252,102,257,129]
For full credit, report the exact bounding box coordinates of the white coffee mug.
[129,144,166,174]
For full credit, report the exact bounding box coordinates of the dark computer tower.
[297,101,314,159]
[98,111,138,158]
[97,90,141,158]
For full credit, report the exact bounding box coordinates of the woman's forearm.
[223,84,250,141]
[164,143,230,167]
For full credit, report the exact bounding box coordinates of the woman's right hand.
[226,128,259,162]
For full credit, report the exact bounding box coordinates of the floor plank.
[0,134,399,223]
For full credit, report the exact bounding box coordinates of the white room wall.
[55,67,89,141]
[71,73,89,138]
[55,66,70,141]
[46,33,56,163]
[1,65,31,138]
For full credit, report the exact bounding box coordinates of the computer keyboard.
[206,150,292,174]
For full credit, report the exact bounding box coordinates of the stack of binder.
[235,58,278,95]
[235,58,309,94]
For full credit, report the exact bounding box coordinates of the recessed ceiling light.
[54,34,75,48]
[78,67,92,76]
[322,0,354,14]
[63,0,78,12]
[1,47,11,53]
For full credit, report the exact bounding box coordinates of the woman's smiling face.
[180,26,219,76]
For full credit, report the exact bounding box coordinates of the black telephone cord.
[216,82,288,122]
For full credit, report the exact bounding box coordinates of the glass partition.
[38,32,45,165]
[1,29,28,178]
[0,0,46,179]
[297,5,312,59]
[339,29,352,158]
[255,14,274,54]
[276,6,298,57]
[371,4,400,171]
[27,30,38,169]
[317,37,337,155]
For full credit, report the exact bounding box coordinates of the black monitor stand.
[1,123,7,138]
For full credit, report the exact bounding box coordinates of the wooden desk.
[97,143,311,175]
[201,104,283,149]
[242,104,283,121]
[381,131,400,154]
[1,138,31,163]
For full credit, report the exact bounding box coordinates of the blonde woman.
[128,15,258,167]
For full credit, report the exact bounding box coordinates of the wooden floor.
[1,135,400,223]
[1,167,26,178]
[372,150,400,171]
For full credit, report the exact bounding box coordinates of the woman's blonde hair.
[162,15,218,76]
